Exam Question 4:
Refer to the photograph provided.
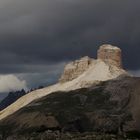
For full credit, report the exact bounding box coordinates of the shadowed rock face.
[1,75,140,139]
[97,44,122,68]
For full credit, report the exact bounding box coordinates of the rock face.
[97,44,122,68]
[59,44,123,83]
[59,56,95,83]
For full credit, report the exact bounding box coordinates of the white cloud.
[0,74,27,93]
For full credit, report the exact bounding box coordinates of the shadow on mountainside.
[0,76,140,139]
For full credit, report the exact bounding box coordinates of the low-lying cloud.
[0,75,27,93]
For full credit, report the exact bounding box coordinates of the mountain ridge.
[0,44,129,121]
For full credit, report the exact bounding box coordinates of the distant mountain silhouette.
[0,86,44,111]
[0,89,26,111]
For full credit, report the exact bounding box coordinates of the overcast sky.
[0,0,140,94]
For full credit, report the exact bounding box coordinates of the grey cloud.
[16,62,65,88]
[0,0,140,89]
[0,62,66,74]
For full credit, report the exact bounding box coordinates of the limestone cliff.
[97,44,122,68]
[59,44,125,83]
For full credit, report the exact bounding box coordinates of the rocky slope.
[0,61,127,121]
[0,75,140,139]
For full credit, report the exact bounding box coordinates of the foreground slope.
[1,76,140,139]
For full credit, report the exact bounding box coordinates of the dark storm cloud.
[0,0,140,74]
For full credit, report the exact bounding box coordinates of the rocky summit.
[59,44,125,83]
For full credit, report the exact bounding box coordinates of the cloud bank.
[0,75,27,93]
[0,0,139,70]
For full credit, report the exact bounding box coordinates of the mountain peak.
[59,44,125,83]
[97,44,122,68]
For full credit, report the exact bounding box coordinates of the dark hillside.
[0,76,140,139]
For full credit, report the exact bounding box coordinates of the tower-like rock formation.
[97,44,122,68]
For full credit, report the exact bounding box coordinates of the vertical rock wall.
[97,44,122,68]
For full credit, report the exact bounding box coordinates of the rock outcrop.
[59,56,95,83]
[97,44,122,68]
[59,44,124,83]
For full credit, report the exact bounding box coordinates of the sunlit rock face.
[59,56,95,83]
[97,44,122,68]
